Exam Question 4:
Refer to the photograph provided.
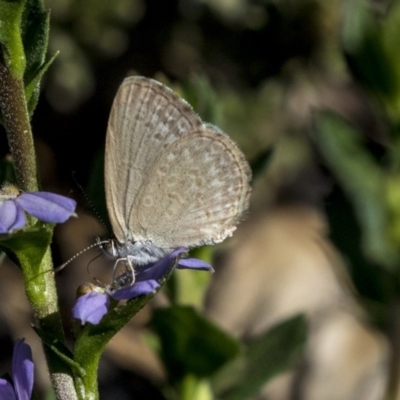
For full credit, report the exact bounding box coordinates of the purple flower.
[0,201,26,233]
[72,291,110,325]
[72,248,213,325]
[0,185,76,233]
[0,339,34,400]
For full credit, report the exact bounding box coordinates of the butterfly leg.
[111,256,136,289]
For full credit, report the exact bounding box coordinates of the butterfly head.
[99,236,172,266]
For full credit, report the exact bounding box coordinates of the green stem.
[0,62,78,399]
[25,248,78,400]
[0,62,37,191]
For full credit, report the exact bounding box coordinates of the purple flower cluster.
[0,339,34,400]
[0,185,76,233]
[72,247,213,325]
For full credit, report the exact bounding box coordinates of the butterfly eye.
[101,239,119,258]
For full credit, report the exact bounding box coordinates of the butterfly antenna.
[54,240,109,273]
[71,171,111,235]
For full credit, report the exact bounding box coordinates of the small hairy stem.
[0,63,78,399]
[0,62,38,192]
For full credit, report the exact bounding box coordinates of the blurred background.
[2,0,400,399]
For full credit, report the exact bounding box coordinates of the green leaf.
[0,0,26,78]
[72,292,156,398]
[313,111,398,269]
[0,0,54,116]
[25,51,57,115]
[342,0,400,120]
[342,0,397,98]
[0,223,53,271]
[76,292,154,347]
[213,315,307,400]
[21,0,49,79]
[151,306,240,382]
[33,325,85,377]
[21,0,55,115]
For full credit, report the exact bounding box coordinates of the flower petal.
[72,292,109,325]
[177,258,214,271]
[136,247,188,282]
[0,379,17,400]
[16,192,76,223]
[12,339,33,400]
[111,279,159,301]
[0,201,26,233]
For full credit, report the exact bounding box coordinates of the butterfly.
[100,76,251,273]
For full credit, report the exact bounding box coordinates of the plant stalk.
[0,62,78,400]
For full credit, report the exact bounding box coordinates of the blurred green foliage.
[213,315,307,400]
[152,306,240,382]
[0,0,55,116]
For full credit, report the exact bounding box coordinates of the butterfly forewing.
[105,77,203,242]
